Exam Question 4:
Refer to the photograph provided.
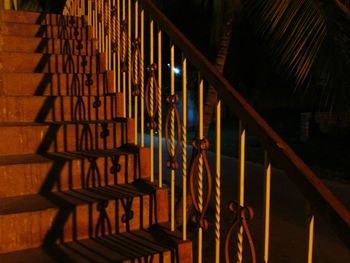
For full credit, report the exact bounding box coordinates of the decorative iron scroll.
[165,94,181,170]
[95,200,112,236]
[145,64,159,129]
[120,20,128,72]
[224,201,256,263]
[131,38,142,96]
[97,0,103,23]
[189,138,212,230]
[104,0,110,34]
[111,5,117,52]
[86,157,102,188]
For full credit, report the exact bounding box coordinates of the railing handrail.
[139,0,350,247]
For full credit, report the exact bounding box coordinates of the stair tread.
[0,119,127,127]
[0,10,87,26]
[0,146,139,165]
[0,180,154,215]
[0,225,180,263]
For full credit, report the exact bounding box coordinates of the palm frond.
[243,0,350,111]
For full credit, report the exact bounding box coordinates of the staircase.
[0,9,191,263]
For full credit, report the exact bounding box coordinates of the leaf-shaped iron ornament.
[145,64,159,130]
[189,138,212,230]
[120,20,128,72]
[224,201,256,263]
[165,94,181,170]
[131,38,142,97]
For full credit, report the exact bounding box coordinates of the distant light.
[173,67,180,75]
[166,63,181,75]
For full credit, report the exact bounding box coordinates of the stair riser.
[0,23,93,39]
[0,36,96,55]
[0,73,113,96]
[1,10,87,26]
[0,95,124,122]
[0,53,104,73]
[0,154,144,198]
[0,123,132,155]
[0,195,156,253]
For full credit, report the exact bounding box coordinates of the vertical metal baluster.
[149,18,154,182]
[140,9,145,146]
[237,120,246,263]
[307,204,315,263]
[170,42,175,231]
[88,0,92,26]
[117,0,121,92]
[182,54,187,240]
[112,0,117,92]
[134,0,139,144]
[197,75,204,263]
[158,26,163,187]
[264,151,271,263]
[128,0,132,117]
[108,0,112,70]
[215,99,221,263]
[98,0,102,52]
[122,0,126,116]
[101,0,105,52]
[104,0,110,70]
[93,0,98,40]
[82,0,85,16]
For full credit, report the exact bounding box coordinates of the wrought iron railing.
[4,0,349,262]
[63,1,350,262]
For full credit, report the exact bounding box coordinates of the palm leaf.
[243,0,350,111]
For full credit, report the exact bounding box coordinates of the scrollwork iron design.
[145,64,159,130]
[131,38,142,97]
[165,94,181,170]
[120,20,128,72]
[189,138,212,230]
[224,201,256,263]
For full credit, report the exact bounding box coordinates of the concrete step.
[0,146,151,198]
[0,224,192,263]
[0,120,135,155]
[0,35,97,55]
[0,72,115,96]
[0,22,93,39]
[0,52,105,73]
[0,182,169,253]
[0,10,87,26]
[0,95,124,122]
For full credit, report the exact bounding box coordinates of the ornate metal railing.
[64,0,350,262]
